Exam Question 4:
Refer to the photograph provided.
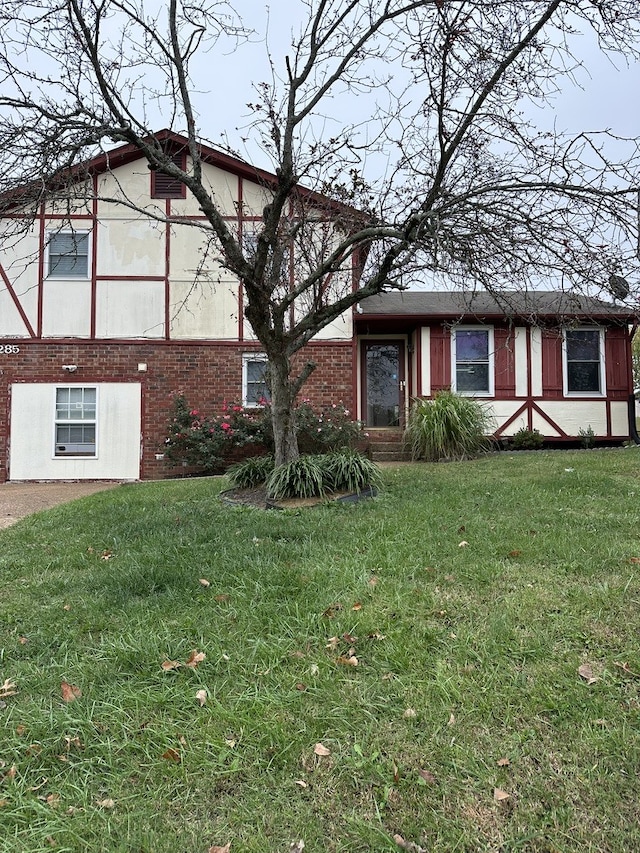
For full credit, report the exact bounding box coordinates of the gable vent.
[151,150,186,199]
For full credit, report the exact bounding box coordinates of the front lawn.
[1,450,640,852]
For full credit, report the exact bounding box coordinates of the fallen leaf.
[101,551,113,560]
[199,578,211,588]
[63,604,71,611]
[351,602,362,611]
[497,757,510,767]
[614,661,640,678]
[214,594,230,602]
[325,636,340,651]
[309,664,319,676]
[493,788,510,802]
[322,603,343,618]
[342,632,358,643]
[295,683,307,692]
[0,800,8,808]
[448,712,456,726]
[60,682,81,703]
[313,743,331,757]
[393,762,400,783]
[18,637,28,645]
[630,557,640,564]
[161,660,181,671]
[336,654,358,667]
[46,793,60,807]
[64,736,82,751]
[15,725,26,737]
[96,798,115,809]
[0,679,18,699]
[289,841,305,852]
[225,738,236,748]
[294,780,308,788]
[578,663,598,685]
[29,776,48,791]
[393,834,426,853]
[508,550,522,558]
[289,650,305,659]
[368,631,386,640]
[368,575,379,587]
[3,765,17,782]
[162,748,181,763]
[208,845,231,853]
[46,836,57,848]
[185,650,206,668]
[458,540,469,548]
[195,689,208,706]
[403,708,417,719]
[418,768,437,784]
[27,744,42,756]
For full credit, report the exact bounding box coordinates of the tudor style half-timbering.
[0,132,356,482]
[355,291,638,442]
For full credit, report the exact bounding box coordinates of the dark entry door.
[362,341,405,427]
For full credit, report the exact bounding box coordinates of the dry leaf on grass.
[336,654,358,667]
[614,661,640,678]
[458,540,469,548]
[60,682,81,703]
[195,689,208,706]
[294,780,307,788]
[403,708,417,719]
[0,679,17,699]
[578,663,598,685]
[162,748,181,763]
[199,578,211,587]
[289,842,305,852]
[96,798,115,809]
[325,636,340,651]
[185,650,206,668]
[351,602,362,611]
[418,768,437,784]
[313,743,331,757]
[497,757,510,767]
[161,660,181,672]
[393,834,426,853]
[208,844,231,853]
[493,788,510,802]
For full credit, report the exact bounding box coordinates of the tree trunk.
[268,353,300,467]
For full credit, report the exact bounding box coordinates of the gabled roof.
[357,290,638,323]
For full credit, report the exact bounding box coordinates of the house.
[356,290,639,445]
[0,134,637,481]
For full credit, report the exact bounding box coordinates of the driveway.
[0,482,120,529]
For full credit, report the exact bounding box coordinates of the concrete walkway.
[0,482,120,529]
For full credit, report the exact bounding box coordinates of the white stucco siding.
[0,227,40,335]
[313,312,353,340]
[610,402,630,436]
[240,178,273,218]
[169,279,239,339]
[514,327,528,397]
[97,219,166,278]
[95,280,165,338]
[9,382,141,480]
[538,401,607,436]
[530,327,543,397]
[486,401,526,436]
[42,280,92,338]
[97,164,161,216]
[169,224,220,280]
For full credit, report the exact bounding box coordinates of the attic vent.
[151,150,187,199]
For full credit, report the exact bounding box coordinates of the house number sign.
[0,345,20,354]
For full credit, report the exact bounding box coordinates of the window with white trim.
[242,354,270,407]
[563,328,605,395]
[47,231,90,278]
[54,387,97,457]
[452,327,494,395]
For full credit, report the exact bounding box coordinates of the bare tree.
[1,0,640,464]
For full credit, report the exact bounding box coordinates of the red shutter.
[605,327,631,397]
[430,326,451,393]
[541,330,563,398]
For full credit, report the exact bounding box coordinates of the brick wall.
[0,339,354,482]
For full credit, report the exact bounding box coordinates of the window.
[242,354,270,407]
[151,150,187,199]
[54,387,97,457]
[47,231,90,278]
[564,328,604,395]
[452,327,494,395]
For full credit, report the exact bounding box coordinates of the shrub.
[227,455,275,488]
[511,427,545,450]
[322,448,382,494]
[163,395,267,471]
[266,455,326,500]
[579,425,595,449]
[404,391,494,461]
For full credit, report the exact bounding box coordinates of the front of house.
[0,135,637,481]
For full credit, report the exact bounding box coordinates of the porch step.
[367,429,412,462]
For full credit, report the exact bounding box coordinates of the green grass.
[1,449,640,852]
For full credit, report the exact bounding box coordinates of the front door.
[362,341,405,427]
